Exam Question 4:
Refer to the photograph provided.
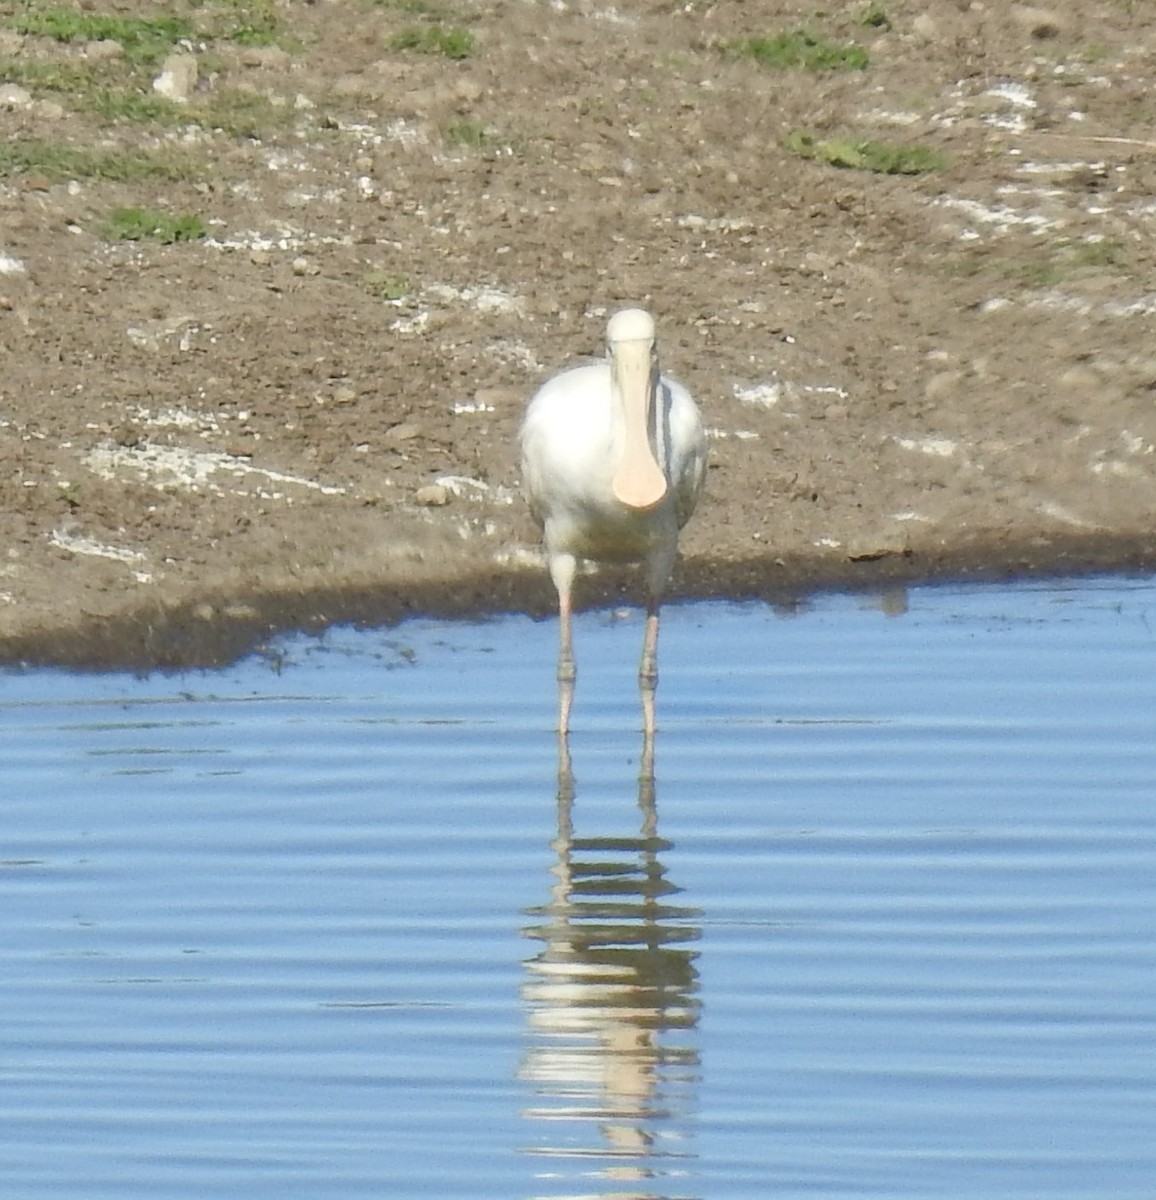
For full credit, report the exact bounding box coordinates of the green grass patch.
[3,3,288,58]
[89,87,181,124]
[193,88,296,138]
[102,206,207,244]
[371,0,454,15]
[945,237,1133,288]
[787,131,946,174]
[209,0,282,47]
[0,55,295,137]
[1069,237,1130,271]
[6,9,193,64]
[942,251,1060,288]
[0,60,180,122]
[387,24,474,58]
[0,139,197,183]
[0,4,302,139]
[0,59,103,93]
[730,30,868,71]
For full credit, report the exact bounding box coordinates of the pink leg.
[558,587,576,682]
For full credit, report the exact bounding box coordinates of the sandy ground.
[3,0,1156,670]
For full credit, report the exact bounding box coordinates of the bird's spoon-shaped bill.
[610,338,667,510]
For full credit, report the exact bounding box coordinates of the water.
[2,577,1155,1198]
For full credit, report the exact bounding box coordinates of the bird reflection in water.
[519,732,702,1198]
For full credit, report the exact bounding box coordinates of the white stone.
[153,53,199,104]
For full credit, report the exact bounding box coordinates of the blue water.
[2,577,1155,1198]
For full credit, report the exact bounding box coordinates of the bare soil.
[3,0,1156,670]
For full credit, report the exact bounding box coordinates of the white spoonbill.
[519,307,707,735]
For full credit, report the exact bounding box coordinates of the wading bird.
[519,308,707,735]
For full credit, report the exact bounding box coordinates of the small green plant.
[387,24,474,58]
[102,207,207,243]
[56,481,83,511]
[730,30,868,71]
[443,118,487,147]
[362,270,410,301]
[0,140,197,183]
[857,3,891,29]
[787,131,947,174]
[1076,43,1110,63]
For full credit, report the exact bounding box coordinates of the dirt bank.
[3,0,1155,670]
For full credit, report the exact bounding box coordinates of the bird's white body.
[519,309,707,734]
[521,361,706,594]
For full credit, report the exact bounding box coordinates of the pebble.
[924,370,966,402]
[414,484,450,507]
[1058,364,1100,391]
[1011,5,1067,39]
[85,39,124,62]
[847,530,909,562]
[454,78,484,107]
[0,84,32,110]
[912,14,940,41]
[240,46,292,71]
[472,387,520,411]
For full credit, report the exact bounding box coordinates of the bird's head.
[607,308,667,511]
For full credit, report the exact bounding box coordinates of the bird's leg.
[556,728,574,837]
[557,584,576,734]
[638,724,657,840]
[638,600,660,737]
[558,674,575,737]
[557,586,576,683]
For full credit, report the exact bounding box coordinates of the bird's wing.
[518,416,551,529]
[675,437,707,529]
[518,363,613,530]
[665,378,708,529]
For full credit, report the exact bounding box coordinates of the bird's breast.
[519,361,701,561]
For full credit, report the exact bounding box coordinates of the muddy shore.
[3,1,1155,670]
